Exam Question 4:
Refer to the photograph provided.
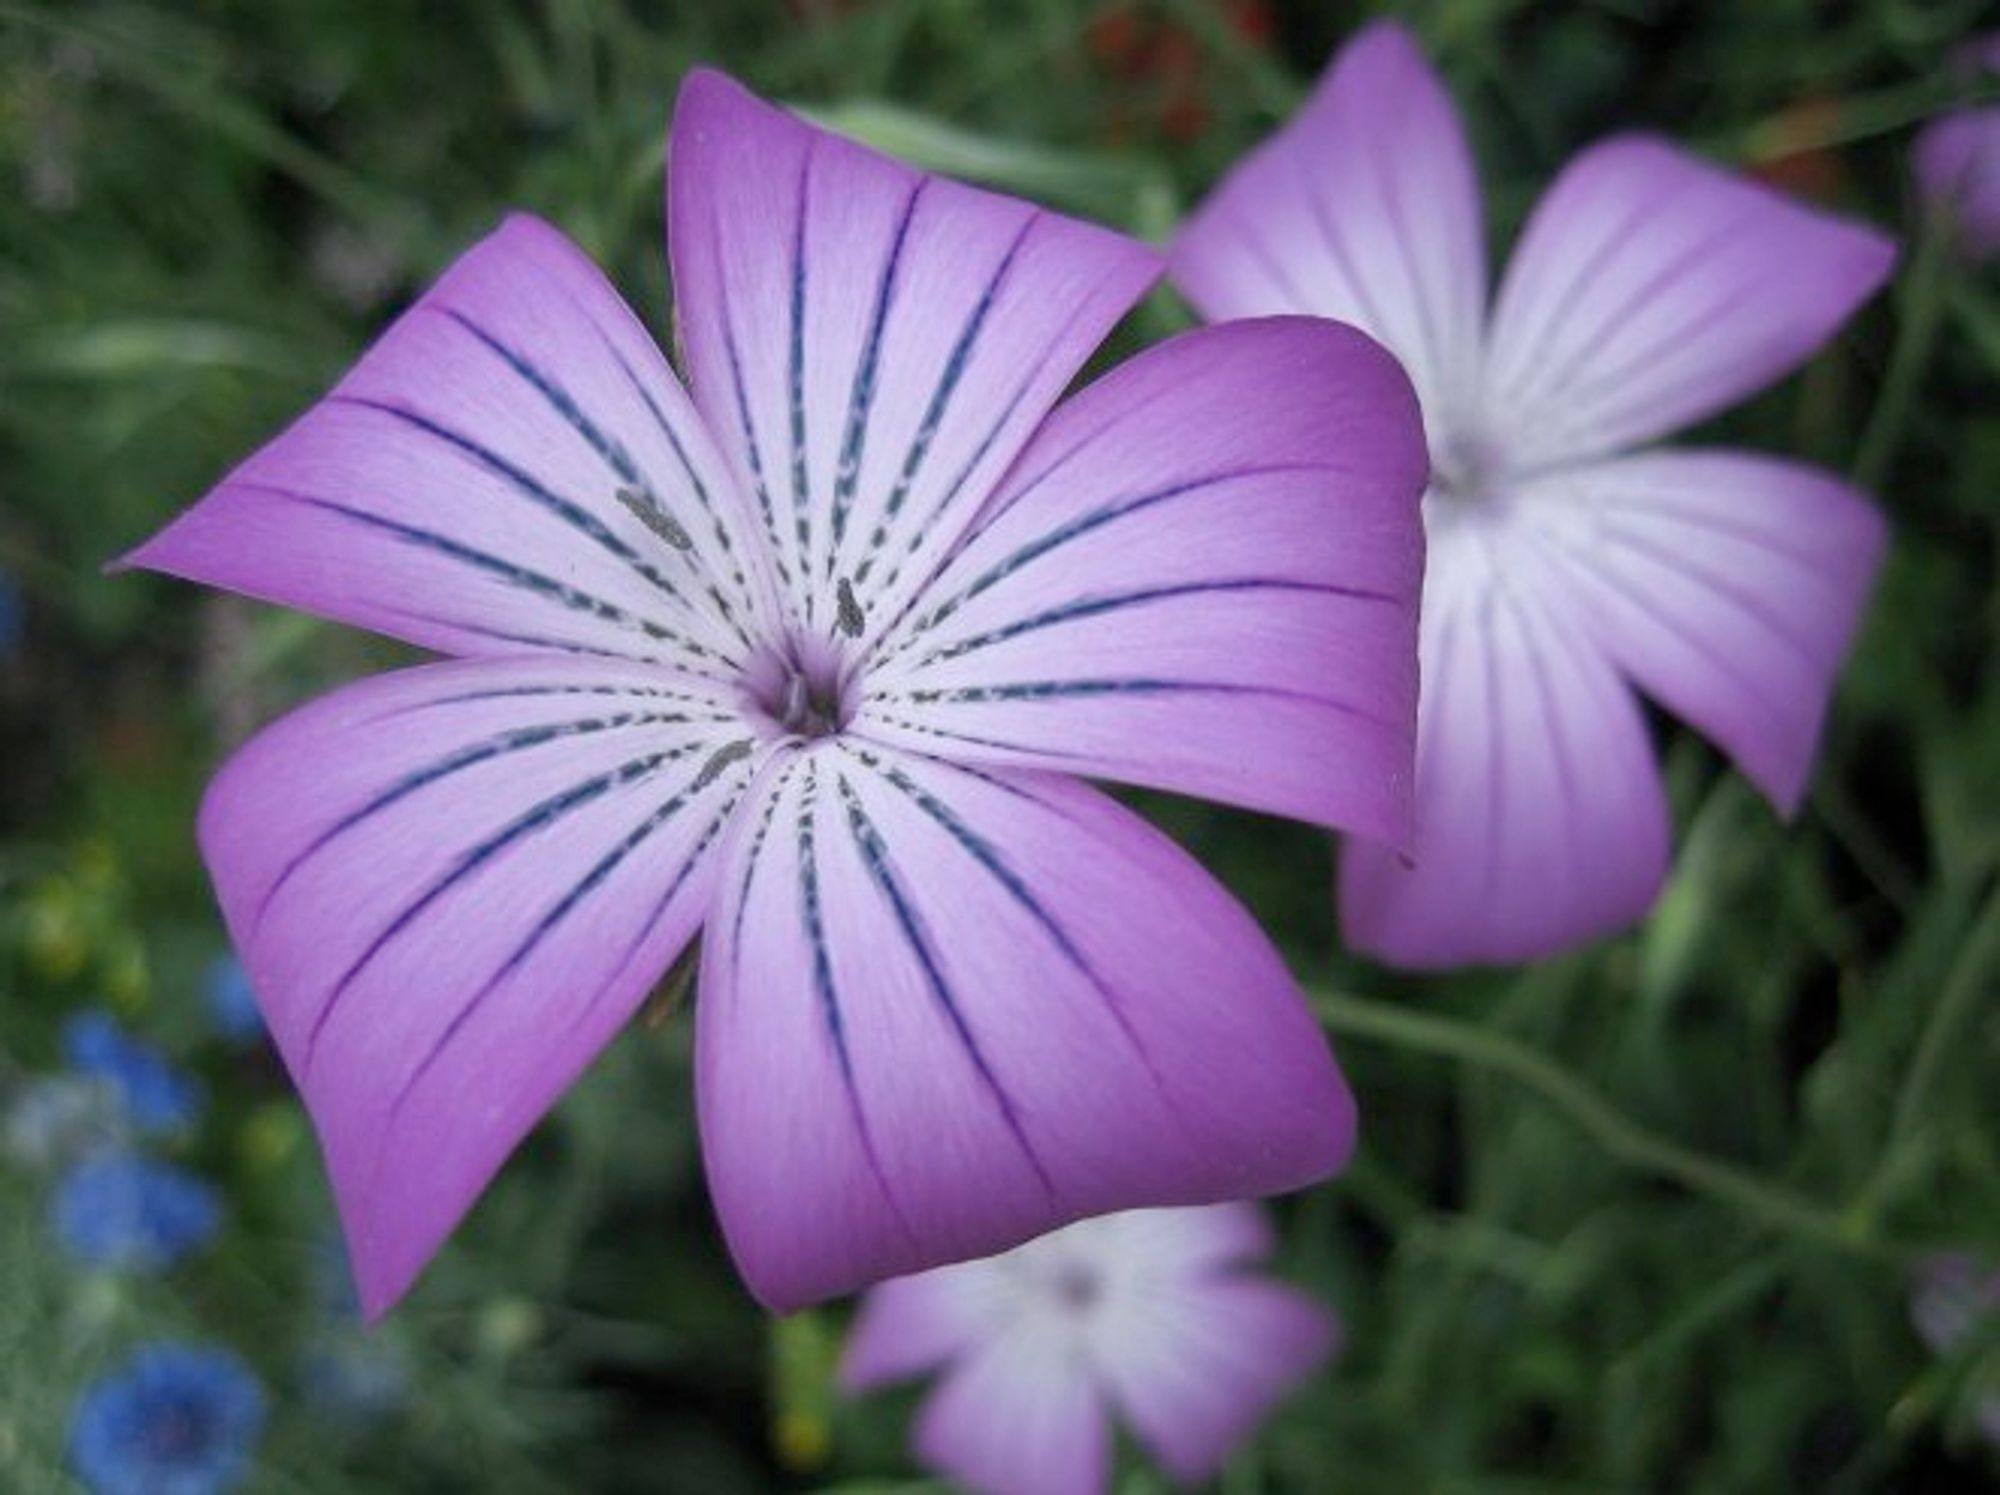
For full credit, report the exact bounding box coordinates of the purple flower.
[1910,1253,2000,1447]
[842,1203,1336,1495]
[1914,37,2000,260]
[1171,21,1894,967]
[69,1343,265,1495]
[120,71,1428,1314]
[52,1151,222,1271]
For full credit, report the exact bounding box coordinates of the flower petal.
[201,656,763,1316]
[862,317,1426,845]
[1098,1278,1336,1483]
[122,214,769,673]
[696,745,1354,1311]
[666,69,1160,644]
[1169,20,1487,430]
[1483,137,1894,468]
[1505,450,1885,814]
[840,1265,1007,1391]
[915,1327,1108,1495]
[1915,106,2000,259]
[1339,523,1670,967]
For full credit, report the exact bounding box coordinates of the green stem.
[1854,213,1952,491]
[1311,990,1881,1257]
[1883,887,2000,1157]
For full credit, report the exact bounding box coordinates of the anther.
[836,577,865,638]
[693,738,754,790]
[616,485,695,551]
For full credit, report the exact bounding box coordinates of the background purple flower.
[121,68,1428,1315]
[62,1010,202,1134]
[68,1343,265,1495]
[1913,37,2000,259]
[1171,20,1893,967]
[52,1151,222,1271]
[842,1202,1336,1495]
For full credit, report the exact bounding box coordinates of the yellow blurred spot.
[24,881,87,979]
[773,1409,830,1471]
[241,1102,305,1168]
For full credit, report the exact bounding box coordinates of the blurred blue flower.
[62,1010,201,1134]
[53,1152,221,1271]
[0,568,20,659]
[69,1343,265,1495]
[298,1334,408,1426]
[203,955,264,1044]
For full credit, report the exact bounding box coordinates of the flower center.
[741,636,856,742]
[1041,1258,1104,1313]
[1429,428,1499,504]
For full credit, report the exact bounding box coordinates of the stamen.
[616,485,695,551]
[836,576,865,638]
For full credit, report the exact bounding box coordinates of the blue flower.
[203,955,264,1044]
[68,1343,265,1495]
[62,1010,201,1134]
[0,568,20,659]
[52,1153,221,1271]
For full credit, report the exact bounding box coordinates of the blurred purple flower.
[52,1151,221,1271]
[69,1343,265,1495]
[1911,1252,2000,1446]
[842,1203,1336,1495]
[1914,36,2000,259]
[1172,20,1894,967]
[62,1010,201,1135]
[120,69,1428,1315]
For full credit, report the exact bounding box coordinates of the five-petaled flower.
[123,71,1428,1314]
[842,1202,1335,1495]
[1172,21,1894,966]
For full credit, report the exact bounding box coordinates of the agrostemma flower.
[842,1203,1335,1495]
[1172,22,1893,967]
[124,72,1428,1313]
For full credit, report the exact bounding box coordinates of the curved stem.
[1310,990,1885,1258]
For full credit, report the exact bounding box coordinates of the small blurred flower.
[3,1075,122,1169]
[1910,1252,2000,1446]
[52,1152,221,1271]
[62,1010,201,1135]
[1914,35,2000,260]
[842,1203,1335,1495]
[297,1333,408,1426]
[68,1343,265,1495]
[203,954,264,1045]
[0,566,21,659]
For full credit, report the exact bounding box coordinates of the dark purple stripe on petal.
[908,577,1399,669]
[303,743,702,1066]
[327,394,696,614]
[254,708,717,929]
[830,180,926,564]
[850,213,1039,590]
[832,772,1058,1201]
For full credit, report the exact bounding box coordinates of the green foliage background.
[1,0,1996,1490]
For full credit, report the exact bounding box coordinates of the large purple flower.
[841,1203,1335,1495]
[123,71,1427,1313]
[1171,22,1894,967]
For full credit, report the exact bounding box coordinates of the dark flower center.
[1047,1260,1103,1312]
[741,637,856,742]
[138,1400,213,1463]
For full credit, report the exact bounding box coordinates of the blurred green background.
[1,0,1996,1490]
